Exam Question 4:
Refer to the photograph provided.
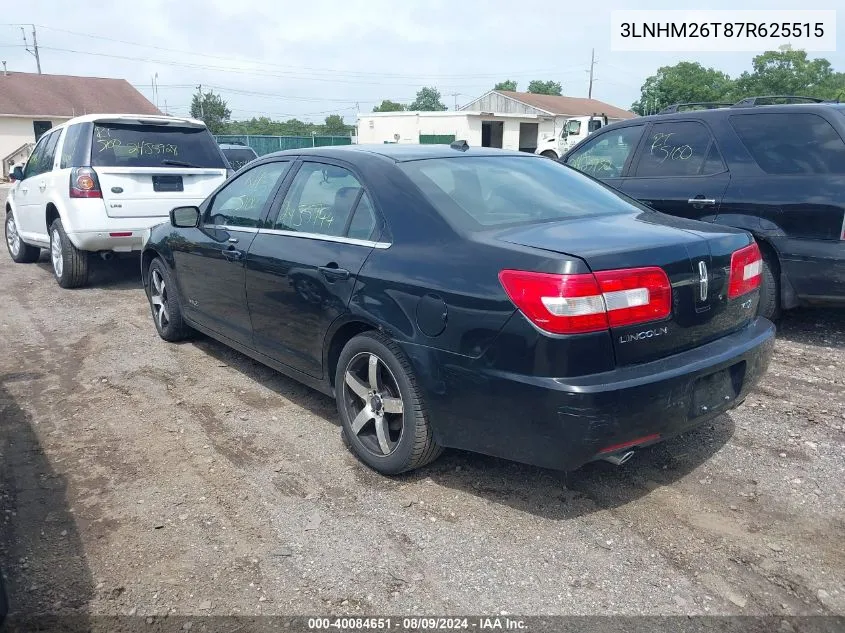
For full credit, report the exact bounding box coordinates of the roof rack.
[657,102,733,114]
[731,95,831,107]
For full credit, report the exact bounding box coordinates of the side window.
[41,130,60,173]
[60,124,86,169]
[22,135,49,180]
[206,161,290,228]
[274,162,365,238]
[730,113,845,175]
[634,121,718,178]
[347,193,378,241]
[22,131,59,179]
[566,125,644,179]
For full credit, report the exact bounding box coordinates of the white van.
[4,114,228,287]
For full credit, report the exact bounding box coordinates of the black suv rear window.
[399,156,642,229]
[222,148,258,170]
[730,113,845,175]
[91,123,226,168]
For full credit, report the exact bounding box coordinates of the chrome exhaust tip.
[601,450,635,466]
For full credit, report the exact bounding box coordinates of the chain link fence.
[214,135,353,156]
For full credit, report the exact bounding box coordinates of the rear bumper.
[407,317,775,471]
[67,218,166,252]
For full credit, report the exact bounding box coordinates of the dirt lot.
[0,220,843,622]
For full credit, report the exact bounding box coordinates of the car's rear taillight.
[498,267,671,335]
[69,167,102,198]
[728,242,763,299]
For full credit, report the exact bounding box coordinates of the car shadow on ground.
[34,251,142,291]
[397,415,736,520]
[0,380,94,631]
[775,306,845,347]
[191,335,340,425]
[185,330,735,519]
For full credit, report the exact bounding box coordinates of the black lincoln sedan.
[141,144,775,475]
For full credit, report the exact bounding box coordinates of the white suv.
[4,113,228,288]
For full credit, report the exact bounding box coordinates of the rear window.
[399,156,643,230]
[730,113,845,175]
[222,148,258,171]
[91,123,226,168]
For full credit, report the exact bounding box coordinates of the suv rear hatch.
[498,211,757,366]
[90,118,227,218]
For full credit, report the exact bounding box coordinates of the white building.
[357,111,556,153]
[460,90,636,142]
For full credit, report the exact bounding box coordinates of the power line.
[19,23,573,81]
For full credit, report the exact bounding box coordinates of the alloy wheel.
[5,215,20,257]
[342,352,405,456]
[50,228,63,278]
[149,269,170,331]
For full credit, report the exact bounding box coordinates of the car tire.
[757,254,780,321]
[335,331,442,475]
[540,150,558,159]
[49,218,88,288]
[147,258,192,342]
[5,210,40,263]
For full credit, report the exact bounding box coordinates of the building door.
[33,121,52,141]
[481,121,503,148]
[518,123,538,153]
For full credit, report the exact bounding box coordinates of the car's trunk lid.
[497,211,755,366]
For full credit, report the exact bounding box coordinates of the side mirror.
[12,166,24,181]
[170,206,200,228]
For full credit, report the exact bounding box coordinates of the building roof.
[0,72,160,117]
[479,90,636,120]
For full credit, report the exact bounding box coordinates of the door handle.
[20,187,28,194]
[222,248,244,261]
[687,197,716,206]
[38,181,47,191]
[318,265,350,281]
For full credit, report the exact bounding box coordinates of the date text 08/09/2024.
[307,617,528,630]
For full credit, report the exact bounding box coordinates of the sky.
[1,0,843,123]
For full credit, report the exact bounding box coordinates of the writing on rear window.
[91,123,226,169]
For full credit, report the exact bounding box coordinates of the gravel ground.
[0,219,843,621]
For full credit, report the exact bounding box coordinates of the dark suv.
[561,98,845,320]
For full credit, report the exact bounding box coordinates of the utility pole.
[22,25,42,74]
[196,84,204,119]
[450,92,460,110]
[587,48,596,99]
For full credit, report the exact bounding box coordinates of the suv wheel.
[5,210,40,263]
[49,218,89,288]
[757,254,780,321]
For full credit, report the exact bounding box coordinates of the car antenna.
[450,140,469,151]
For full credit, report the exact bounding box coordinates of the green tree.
[732,48,842,100]
[527,80,562,96]
[190,89,231,134]
[409,86,447,111]
[372,100,406,112]
[494,79,518,91]
[321,114,352,136]
[630,62,734,115]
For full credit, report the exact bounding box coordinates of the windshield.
[222,148,258,170]
[399,156,642,230]
[91,123,226,168]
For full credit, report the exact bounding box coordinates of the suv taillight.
[498,267,671,335]
[728,242,763,299]
[69,167,102,199]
